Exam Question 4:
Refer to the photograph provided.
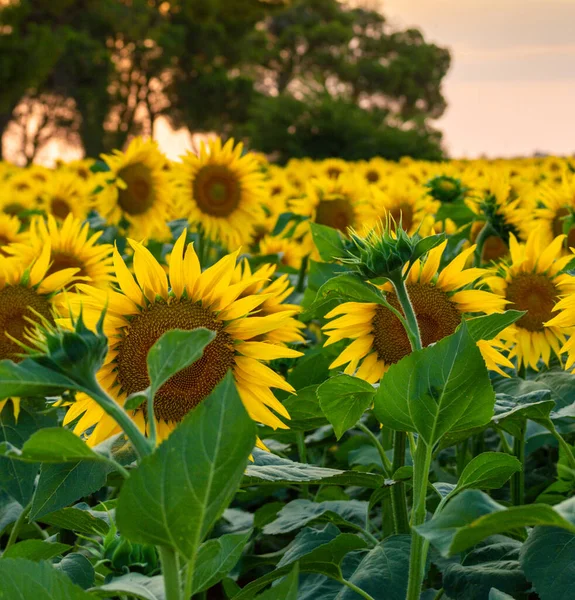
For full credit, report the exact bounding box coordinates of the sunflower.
[60,232,304,445]
[0,214,28,256]
[323,240,511,382]
[0,171,39,217]
[99,137,174,239]
[291,174,371,235]
[6,214,114,290]
[0,245,80,363]
[174,137,266,250]
[258,235,305,270]
[366,179,439,236]
[38,170,93,221]
[529,172,575,250]
[468,171,527,263]
[484,229,575,369]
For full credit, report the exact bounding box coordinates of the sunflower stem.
[296,254,309,293]
[296,431,310,499]
[473,222,493,267]
[510,422,525,506]
[146,389,157,449]
[6,502,31,550]
[339,578,376,600]
[540,418,575,478]
[390,430,409,534]
[406,439,433,600]
[158,546,181,600]
[388,273,422,352]
[357,422,392,477]
[83,376,152,459]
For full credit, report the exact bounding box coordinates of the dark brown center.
[117,163,154,216]
[51,197,72,220]
[315,198,355,233]
[482,235,509,263]
[46,252,86,279]
[389,203,414,232]
[193,165,241,217]
[506,273,559,332]
[372,283,462,365]
[0,285,53,361]
[115,300,235,423]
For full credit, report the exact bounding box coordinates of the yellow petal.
[113,246,145,306]
[169,230,187,300]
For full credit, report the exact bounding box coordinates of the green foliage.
[317,375,375,439]
[374,323,495,445]
[116,372,256,559]
[0,0,450,161]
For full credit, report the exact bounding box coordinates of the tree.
[242,0,450,161]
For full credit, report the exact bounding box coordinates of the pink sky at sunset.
[382,0,575,158]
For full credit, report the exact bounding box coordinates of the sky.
[381,0,575,157]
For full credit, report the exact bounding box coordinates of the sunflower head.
[175,137,266,249]
[59,231,303,445]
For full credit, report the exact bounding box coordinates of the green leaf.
[255,564,298,600]
[443,539,529,600]
[277,524,367,577]
[417,490,575,557]
[317,375,375,439]
[39,504,110,536]
[374,323,495,445]
[465,310,526,343]
[234,525,366,599]
[0,359,77,400]
[147,328,215,397]
[263,499,368,535]
[310,222,347,261]
[116,372,256,559]
[410,233,447,265]
[492,392,556,438]
[193,530,252,594]
[337,535,411,600]
[90,573,164,600]
[455,452,522,492]
[30,461,111,520]
[520,526,575,600]
[0,400,58,505]
[280,385,329,431]
[2,540,71,561]
[244,450,384,488]
[54,553,95,590]
[124,390,149,411]
[489,589,517,600]
[0,428,107,463]
[435,201,475,226]
[302,273,387,320]
[0,559,93,599]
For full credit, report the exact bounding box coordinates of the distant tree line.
[0,0,451,164]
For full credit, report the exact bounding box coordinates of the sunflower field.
[0,138,574,600]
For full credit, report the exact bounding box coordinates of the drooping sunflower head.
[468,171,527,263]
[60,232,304,445]
[174,137,266,250]
[484,228,575,369]
[323,239,511,382]
[0,245,81,362]
[100,137,174,239]
[5,214,114,290]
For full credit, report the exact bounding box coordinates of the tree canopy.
[0,0,451,164]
